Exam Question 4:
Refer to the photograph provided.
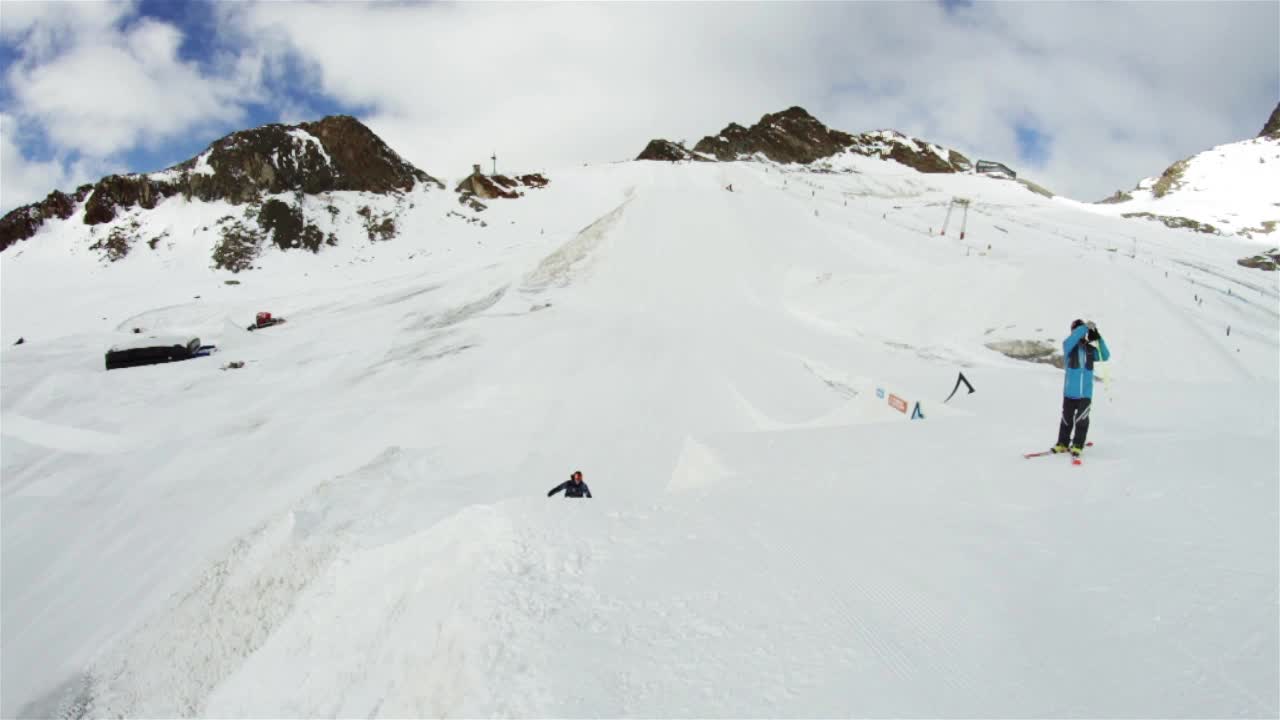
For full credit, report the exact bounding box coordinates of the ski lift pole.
[960,199,969,240]
[940,202,954,236]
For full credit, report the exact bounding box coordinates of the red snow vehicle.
[247,311,287,331]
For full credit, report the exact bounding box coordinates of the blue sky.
[1014,122,1051,169]
[1,1,1276,212]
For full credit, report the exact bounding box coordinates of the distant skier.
[1054,319,1110,456]
[548,470,592,498]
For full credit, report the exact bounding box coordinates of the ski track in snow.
[2,158,1277,717]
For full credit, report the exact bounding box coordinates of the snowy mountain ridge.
[1093,101,1280,239]
[0,115,443,261]
[637,106,974,176]
[0,107,1008,280]
[6,102,1277,281]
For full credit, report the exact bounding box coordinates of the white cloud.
[1,3,267,212]
[227,2,847,182]
[0,1,138,62]
[0,114,103,211]
[226,1,1277,199]
[2,1,1275,205]
[7,16,261,157]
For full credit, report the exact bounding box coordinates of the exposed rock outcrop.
[83,175,180,225]
[0,186,90,252]
[1096,190,1134,204]
[986,339,1064,369]
[1,115,442,253]
[691,107,859,165]
[1259,101,1280,139]
[1237,248,1279,271]
[1121,212,1220,235]
[636,139,710,162]
[454,165,549,208]
[167,115,440,205]
[636,106,971,174]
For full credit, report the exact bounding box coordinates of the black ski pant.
[1057,396,1092,448]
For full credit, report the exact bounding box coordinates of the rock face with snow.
[637,106,972,174]
[0,187,89,252]
[161,115,440,206]
[848,128,973,174]
[0,115,442,253]
[1237,247,1279,271]
[690,106,858,165]
[1259,101,1280,139]
[635,139,711,162]
[454,166,550,205]
[1095,102,1280,239]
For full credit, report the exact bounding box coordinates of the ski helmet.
[1071,318,1085,330]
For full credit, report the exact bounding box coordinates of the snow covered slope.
[3,155,1278,717]
[1092,128,1280,239]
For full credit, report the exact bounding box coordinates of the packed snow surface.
[2,156,1278,717]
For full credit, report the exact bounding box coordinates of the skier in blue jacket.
[548,470,592,498]
[1054,319,1111,456]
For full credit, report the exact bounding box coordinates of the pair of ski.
[1023,442,1093,465]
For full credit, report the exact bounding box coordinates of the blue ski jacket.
[1062,325,1110,399]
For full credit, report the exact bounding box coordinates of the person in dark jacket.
[1055,318,1111,456]
[548,470,592,498]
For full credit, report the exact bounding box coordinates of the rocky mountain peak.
[144,114,441,209]
[635,139,708,163]
[1259,101,1280,139]
[180,114,438,202]
[636,106,971,174]
[691,106,857,165]
[1,115,442,252]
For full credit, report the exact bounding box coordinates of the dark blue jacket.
[548,479,592,498]
[1063,325,1111,399]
